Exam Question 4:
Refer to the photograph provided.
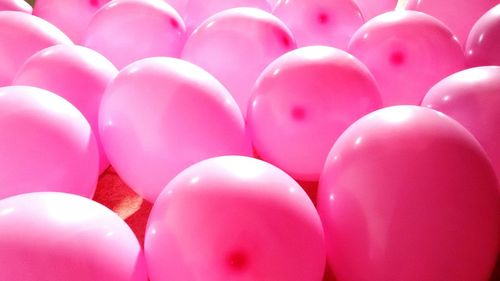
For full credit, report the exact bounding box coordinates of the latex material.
[248,46,381,181]
[13,45,118,174]
[349,11,464,106]
[145,156,325,281]
[466,4,500,67]
[318,105,500,281]
[0,192,148,281]
[0,11,72,86]
[352,0,397,20]
[0,0,32,13]
[0,86,99,200]
[84,0,185,69]
[100,57,252,202]
[273,0,363,49]
[182,7,295,116]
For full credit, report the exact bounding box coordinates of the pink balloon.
[145,156,325,281]
[0,11,72,86]
[0,86,99,200]
[0,0,32,13]
[248,46,381,181]
[318,105,500,281]
[13,45,118,174]
[352,0,397,20]
[349,11,464,106]
[0,192,147,281]
[84,0,185,69]
[182,7,295,115]
[466,4,500,67]
[273,0,364,49]
[100,57,252,202]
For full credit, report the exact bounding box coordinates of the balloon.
[273,0,364,49]
[0,86,99,200]
[466,4,500,67]
[348,11,464,106]
[99,57,252,202]
[0,11,72,86]
[0,0,32,13]
[0,192,148,281]
[84,0,185,69]
[145,156,325,281]
[352,0,397,20]
[182,7,295,115]
[318,105,500,281]
[13,45,118,174]
[248,46,381,181]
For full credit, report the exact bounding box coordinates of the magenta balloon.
[0,0,32,13]
[13,45,118,174]
[182,7,295,115]
[84,0,185,69]
[352,0,397,20]
[273,0,364,49]
[248,46,381,181]
[466,4,500,67]
[0,192,147,281]
[0,86,99,200]
[318,105,500,281]
[0,11,72,86]
[145,156,325,281]
[349,11,464,106]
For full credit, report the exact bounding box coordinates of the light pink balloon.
[0,11,72,86]
[13,45,118,174]
[352,0,397,20]
[466,4,500,67]
[84,0,185,69]
[0,86,99,200]
[0,0,32,13]
[273,0,364,49]
[0,192,148,281]
[349,11,464,106]
[248,46,381,181]
[145,156,326,281]
[318,105,500,281]
[182,7,295,115]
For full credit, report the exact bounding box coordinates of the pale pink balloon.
[13,45,118,174]
[352,0,397,20]
[182,7,295,115]
[248,46,382,181]
[318,105,500,281]
[349,11,464,106]
[0,0,32,13]
[100,57,252,202]
[0,11,72,86]
[84,0,185,69]
[145,156,326,281]
[0,86,99,200]
[0,192,147,281]
[273,0,364,49]
[466,4,500,67]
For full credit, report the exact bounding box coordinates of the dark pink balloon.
[466,4,500,67]
[352,0,397,20]
[0,0,32,13]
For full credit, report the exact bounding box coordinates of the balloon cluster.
[0,0,499,281]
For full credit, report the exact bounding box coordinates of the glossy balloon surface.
[0,0,32,13]
[352,0,397,20]
[466,4,500,67]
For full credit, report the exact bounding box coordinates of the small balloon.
[352,0,397,20]
[0,0,32,13]
[466,4,500,67]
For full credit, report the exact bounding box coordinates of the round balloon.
[352,0,397,20]
[466,4,500,67]
[318,105,500,281]
[0,192,147,281]
[0,0,32,13]
[145,156,325,281]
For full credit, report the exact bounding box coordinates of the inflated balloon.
[182,7,295,115]
[248,46,381,181]
[352,0,397,20]
[349,11,464,106]
[13,45,118,174]
[0,0,32,13]
[0,192,148,281]
[466,4,500,67]
[273,0,364,49]
[0,86,99,200]
[0,11,72,86]
[84,0,185,69]
[100,57,252,202]
[145,156,325,281]
[318,106,500,281]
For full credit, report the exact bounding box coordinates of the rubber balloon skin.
[84,0,185,69]
[466,4,500,67]
[352,0,397,20]
[13,45,118,174]
[248,46,382,181]
[145,156,326,281]
[182,7,295,116]
[0,192,148,281]
[318,106,500,281]
[0,0,32,13]
[349,11,464,106]
[0,11,72,86]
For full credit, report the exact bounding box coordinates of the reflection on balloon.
[0,0,32,13]
[466,4,500,67]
